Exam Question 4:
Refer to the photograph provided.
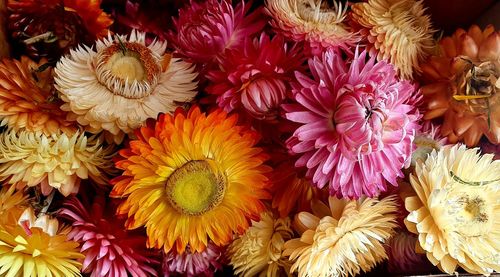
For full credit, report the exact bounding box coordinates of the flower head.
[411,121,448,166]
[170,0,266,65]
[162,242,224,277]
[0,130,115,196]
[405,144,500,275]
[350,0,435,79]
[386,231,433,274]
[285,49,420,198]
[8,0,112,59]
[0,185,29,222]
[111,106,271,253]
[55,30,198,144]
[420,25,500,146]
[0,56,78,136]
[207,34,303,122]
[284,196,399,277]
[0,207,83,277]
[266,0,358,55]
[60,196,159,277]
[228,211,294,277]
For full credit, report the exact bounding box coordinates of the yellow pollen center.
[165,160,226,216]
[108,53,146,82]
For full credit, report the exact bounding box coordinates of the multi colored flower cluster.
[0,0,498,276]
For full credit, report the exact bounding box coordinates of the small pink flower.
[169,0,266,65]
[284,49,421,198]
[207,33,303,122]
[163,242,225,277]
[60,196,159,277]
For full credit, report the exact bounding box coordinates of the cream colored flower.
[351,0,435,79]
[266,0,358,53]
[229,212,294,277]
[0,130,115,196]
[405,144,500,275]
[284,196,399,277]
[55,30,198,143]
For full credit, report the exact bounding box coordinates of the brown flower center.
[165,160,226,216]
[297,0,347,25]
[453,59,499,115]
[95,41,162,99]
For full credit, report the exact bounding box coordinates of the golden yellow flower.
[111,107,271,253]
[0,207,83,277]
[284,196,399,277]
[405,144,500,275]
[0,130,115,196]
[265,0,358,53]
[228,211,294,277]
[0,56,78,136]
[0,185,28,223]
[55,31,198,144]
[351,0,435,79]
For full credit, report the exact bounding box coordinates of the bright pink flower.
[169,0,266,64]
[284,49,421,198]
[162,242,225,277]
[60,196,159,277]
[207,33,303,122]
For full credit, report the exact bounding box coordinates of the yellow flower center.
[95,41,162,99]
[447,194,493,236]
[165,160,226,216]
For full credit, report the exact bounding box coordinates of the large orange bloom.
[420,25,500,146]
[0,56,78,135]
[111,107,271,253]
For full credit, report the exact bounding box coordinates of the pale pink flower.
[169,0,266,65]
[162,243,225,277]
[207,33,303,122]
[284,49,421,198]
[60,196,159,277]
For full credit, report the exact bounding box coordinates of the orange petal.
[440,37,457,58]
[459,35,478,58]
[467,25,484,45]
[478,32,500,61]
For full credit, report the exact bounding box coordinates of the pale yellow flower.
[405,144,500,275]
[0,130,115,196]
[284,196,399,277]
[55,30,198,143]
[229,211,294,277]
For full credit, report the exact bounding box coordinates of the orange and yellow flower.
[111,107,272,253]
[0,57,78,136]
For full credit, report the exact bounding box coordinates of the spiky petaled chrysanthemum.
[350,0,435,79]
[0,185,28,222]
[271,161,318,218]
[55,30,198,144]
[0,207,84,277]
[162,242,224,277]
[420,25,500,146]
[7,0,112,59]
[266,0,358,55]
[411,121,448,167]
[0,56,79,136]
[285,49,420,199]
[405,144,500,275]
[386,231,432,274]
[60,196,159,277]
[284,196,399,277]
[228,211,293,277]
[207,34,303,122]
[0,130,115,196]
[111,106,271,253]
[169,0,265,65]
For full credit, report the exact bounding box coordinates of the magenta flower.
[60,196,159,277]
[169,0,266,65]
[162,242,225,277]
[207,33,303,122]
[284,49,421,198]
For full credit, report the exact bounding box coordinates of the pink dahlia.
[60,196,159,277]
[207,33,303,122]
[285,49,421,198]
[169,0,266,65]
[162,242,225,277]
